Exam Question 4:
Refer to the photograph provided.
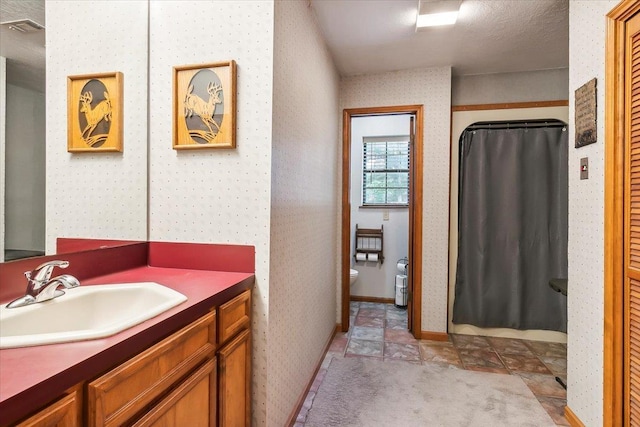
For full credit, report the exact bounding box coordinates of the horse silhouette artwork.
[78,90,112,147]
[183,81,223,144]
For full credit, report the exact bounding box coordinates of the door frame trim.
[604,1,640,425]
[341,105,424,338]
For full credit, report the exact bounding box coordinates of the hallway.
[295,302,568,426]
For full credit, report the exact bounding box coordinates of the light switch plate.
[383,211,389,221]
[580,157,589,180]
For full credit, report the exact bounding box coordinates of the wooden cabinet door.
[217,329,251,427]
[88,312,216,427]
[132,358,217,427]
[16,390,81,427]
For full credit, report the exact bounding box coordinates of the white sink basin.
[0,282,187,349]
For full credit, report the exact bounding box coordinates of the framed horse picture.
[67,72,123,152]
[173,61,237,149]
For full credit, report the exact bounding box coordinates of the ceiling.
[311,0,569,77]
[0,0,45,92]
[0,0,568,93]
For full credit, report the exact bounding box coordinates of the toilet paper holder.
[396,257,408,274]
[353,224,384,264]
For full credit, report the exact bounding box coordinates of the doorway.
[341,105,423,338]
[448,104,569,341]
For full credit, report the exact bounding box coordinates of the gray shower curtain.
[452,124,568,332]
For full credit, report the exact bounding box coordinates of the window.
[362,136,410,206]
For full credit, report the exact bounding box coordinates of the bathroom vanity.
[0,241,255,427]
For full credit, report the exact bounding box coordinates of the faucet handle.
[35,260,69,269]
[28,260,70,283]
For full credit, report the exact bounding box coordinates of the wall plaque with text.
[575,78,597,148]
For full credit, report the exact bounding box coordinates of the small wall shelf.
[354,224,384,264]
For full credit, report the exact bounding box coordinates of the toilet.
[349,269,359,286]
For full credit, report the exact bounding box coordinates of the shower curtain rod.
[465,119,566,131]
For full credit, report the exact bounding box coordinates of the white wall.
[5,84,45,252]
[448,106,569,343]
[452,68,569,106]
[341,67,452,333]
[350,115,409,299]
[0,56,5,261]
[45,1,148,252]
[268,2,339,424]
[148,1,274,424]
[567,1,616,425]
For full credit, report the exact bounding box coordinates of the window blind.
[362,136,410,206]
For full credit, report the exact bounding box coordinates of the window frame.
[361,135,410,208]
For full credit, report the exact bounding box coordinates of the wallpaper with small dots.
[268,1,340,425]
[340,67,452,334]
[45,1,149,252]
[148,2,274,425]
[567,1,616,425]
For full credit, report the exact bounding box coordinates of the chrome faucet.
[6,260,80,308]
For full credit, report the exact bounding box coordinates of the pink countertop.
[0,241,255,426]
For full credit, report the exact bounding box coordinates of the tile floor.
[295,302,568,426]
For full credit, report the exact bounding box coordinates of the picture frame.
[173,60,237,150]
[67,72,123,152]
[574,78,597,148]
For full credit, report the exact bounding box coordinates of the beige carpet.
[305,357,556,427]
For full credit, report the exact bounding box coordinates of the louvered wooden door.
[625,11,640,425]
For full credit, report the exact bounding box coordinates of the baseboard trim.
[350,295,395,304]
[564,406,585,427]
[421,331,449,341]
[286,324,339,427]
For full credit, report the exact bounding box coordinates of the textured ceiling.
[0,0,45,92]
[311,0,569,77]
[0,0,568,93]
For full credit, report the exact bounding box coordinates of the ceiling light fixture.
[417,11,458,27]
[0,19,45,33]
[416,0,461,29]
[8,24,27,33]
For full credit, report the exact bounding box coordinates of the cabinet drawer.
[218,290,251,345]
[16,386,81,427]
[88,312,216,427]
